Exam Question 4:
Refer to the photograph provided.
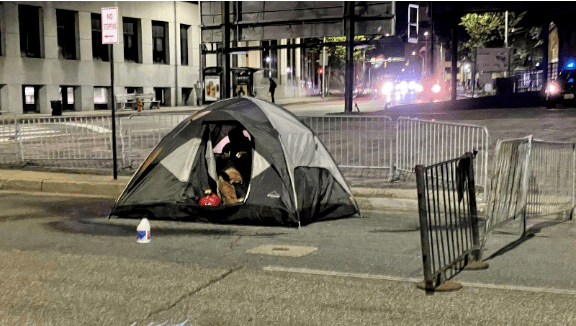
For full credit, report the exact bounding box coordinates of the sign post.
[102,7,118,179]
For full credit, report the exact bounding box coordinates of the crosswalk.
[0,125,59,143]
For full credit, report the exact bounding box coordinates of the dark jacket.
[269,78,277,92]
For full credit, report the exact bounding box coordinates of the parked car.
[545,67,576,109]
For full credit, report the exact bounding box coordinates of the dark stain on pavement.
[370,223,420,233]
[0,194,115,222]
[45,219,239,237]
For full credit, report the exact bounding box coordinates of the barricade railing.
[415,152,484,291]
[300,115,394,177]
[0,111,21,164]
[484,137,532,236]
[124,112,192,168]
[527,141,576,219]
[396,117,490,199]
[17,116,116,169]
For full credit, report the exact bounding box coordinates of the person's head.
[227,126,251,143]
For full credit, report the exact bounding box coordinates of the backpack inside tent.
[109,97,360,227]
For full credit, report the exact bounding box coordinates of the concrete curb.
[0,175,418,212]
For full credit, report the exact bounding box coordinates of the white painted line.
[62,122,110,133]
[263,266,576,296]
[263,266,421,283]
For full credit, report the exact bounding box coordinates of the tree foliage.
[323,35,376,69]
[459,12,542,70]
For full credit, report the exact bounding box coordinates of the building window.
[123,17,141,63]
[154,87,170,106]
[91,14,109,61]
[56,9,77,60]
[94,87,109,110]
[125,87,143,95]
[182,88,193,105]
[22,85,41,113]
[286,39,296,85]
[180,24,190,66]
[0,10,3,57]
[262,40,278,79]
[59,86,76,111]
[19,5,43,58]
[152,21,168,64]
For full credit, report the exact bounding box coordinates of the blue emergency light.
[565,59,576,70]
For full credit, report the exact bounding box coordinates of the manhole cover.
[247,245,317,257]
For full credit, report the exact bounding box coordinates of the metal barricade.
[526,140,575,219]
[124,112,192,168]
[17,116,115,169]
[484,137,532,235]
[0,111,21,164]
[396,117,490,199]
[415,152,483,291]
[300,115,394,177]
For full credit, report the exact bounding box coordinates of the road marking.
[61,122,110,133]
[263,266,576,296]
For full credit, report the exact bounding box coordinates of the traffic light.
[318,68,324,74]
[408,4,418,44]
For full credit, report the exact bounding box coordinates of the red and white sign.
[101,7,119,44]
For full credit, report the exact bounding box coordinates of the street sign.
[476,48,510,72]
[101,7,119,44]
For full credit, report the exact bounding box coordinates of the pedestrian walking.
[268,78,277,103]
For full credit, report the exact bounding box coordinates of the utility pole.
[322,37,326,98]
[102,6,119,179]
[109,44,117,180]
[344,1,355,113]
[451,9,458,101]
[221,1,230,99]
[505,11,509,78]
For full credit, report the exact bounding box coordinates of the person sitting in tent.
[217,126,254,204]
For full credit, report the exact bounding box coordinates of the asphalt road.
[1,191,576,325]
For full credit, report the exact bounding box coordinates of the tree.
[324,35,377,69]
[459,12,542,70]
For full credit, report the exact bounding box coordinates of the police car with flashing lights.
[545,60,576,109]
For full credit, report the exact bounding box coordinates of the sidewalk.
[2,95,339,119]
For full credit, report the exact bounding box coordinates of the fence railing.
[527,141,576,218]
[3,113,490,192]
[17,116,116,168]
[123,113,191,168]
[301,115,395,175]
[0,111,20,164]
[415,152,483,291]
[511,70,544,92]
[484,137,533,235]
[396,117,490,198]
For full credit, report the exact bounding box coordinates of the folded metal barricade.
[396,117,490,199]
[527,140,576,219]
[300,115,395,179]
[484,137,575,243]
[484,137,532,235]
[415,152,485,292]
[0,111,21,165]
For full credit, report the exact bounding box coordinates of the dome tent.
[110,97,360,227]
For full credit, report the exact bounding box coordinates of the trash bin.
[50,100,62,116]
[495,78,514,95]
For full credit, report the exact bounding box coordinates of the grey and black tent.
[110,97,360,227]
